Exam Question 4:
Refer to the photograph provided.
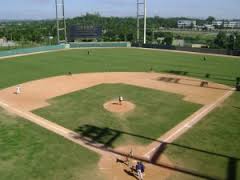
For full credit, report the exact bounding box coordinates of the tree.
[163,33,173,46]
[206,16,215,24]
[213,32,227,48]
[190,22,195,29]
[227,34,235,50]
[235,33,240,50]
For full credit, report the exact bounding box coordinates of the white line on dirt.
[134,47,240,59]
[0,101,9,107]
[0,100,105,155]
[165,89,233,142]
[0,85,235,162]
[0,48,70,60]
[144,89,234,158]
[0,47,127,60]
[99,168,111,170]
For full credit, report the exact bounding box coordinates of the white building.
[212,20,240,29]
[212,20,224,27]
[0,37,17,47]
[224,21,240,28]
[177,20,196,28]
[203,24,215,30]
[172,39,185,47]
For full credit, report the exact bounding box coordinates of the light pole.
[137,0,147,44]
[143,0,147,44]
[55,0,67,44]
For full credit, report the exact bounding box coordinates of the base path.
[144,89,234,160]
[0,72,231,111]
[0,72,233,180]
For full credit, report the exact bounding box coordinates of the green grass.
[164,92,240,180]
[0,108,102,180]
[0,48,239,89]
[0,47,240,179]
[33,84,201,147]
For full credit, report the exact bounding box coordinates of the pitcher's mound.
[104,100,135,113]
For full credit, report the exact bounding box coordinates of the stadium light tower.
[137,0,147,44]
[55,0,67,44]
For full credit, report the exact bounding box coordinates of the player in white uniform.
[16,85,21,94]
[119,96,123,105]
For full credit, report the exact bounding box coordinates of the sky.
[0,0,239,20]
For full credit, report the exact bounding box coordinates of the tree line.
[0,14,239,50]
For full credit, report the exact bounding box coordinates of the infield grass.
[33,84,201,147]
[0,108,102,180]
[0,48,239,89]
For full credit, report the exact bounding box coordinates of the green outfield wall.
[69,42,131,48]
[0,44,66,58]
[0,42,131,58]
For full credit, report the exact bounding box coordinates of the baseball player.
[16,85,21,94]
[136,161,144,180]
[119,96,123,105]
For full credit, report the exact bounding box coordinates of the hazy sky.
[0,0,239,20]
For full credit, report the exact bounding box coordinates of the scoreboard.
[68,25,102,41]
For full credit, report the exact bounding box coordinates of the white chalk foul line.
[0,88,234,160]
[0,99,107,157]
[144,89,234,158]
[0,101,9,107]
[0,100,70,136]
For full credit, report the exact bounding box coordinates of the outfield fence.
[0,44,66,58]
[0,42,131,58]
[132,43,240,56]
[69,42,131,48]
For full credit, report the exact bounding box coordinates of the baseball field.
[0,48,239,180]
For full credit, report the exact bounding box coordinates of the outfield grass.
[164,92,240,180]
[33,84,201,147]
[0,108,102,180]
[0,48,239,89]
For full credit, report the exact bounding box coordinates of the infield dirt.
[0,72,232,179]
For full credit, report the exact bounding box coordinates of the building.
[0,37,7,44]
[177,20,196,28]
[172,39,185,47]
[212,20,240,29]
[203,24,215,30]
[224,21,240,28]
[212,20,224,27]
[192,44,209,48]
[0,37,17,47]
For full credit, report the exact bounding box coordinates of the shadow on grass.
[76,125,121,148]
[75,124,239,180]
[165,70,238,86]
[157,76,232,91]
[232,106,240,110]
